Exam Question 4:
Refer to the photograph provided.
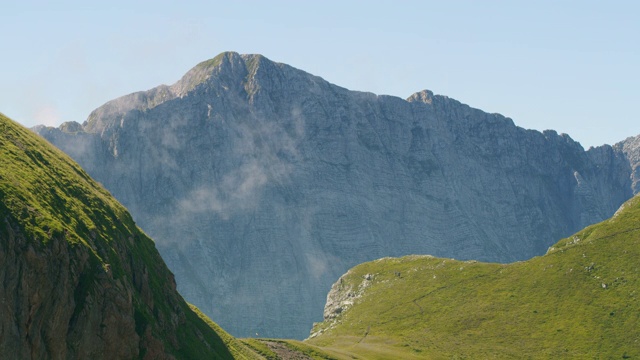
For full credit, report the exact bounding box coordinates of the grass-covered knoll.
[0,113,259,359]
[307,195,640,359]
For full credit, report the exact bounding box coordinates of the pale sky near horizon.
[1,1,638,148]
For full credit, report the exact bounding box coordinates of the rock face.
[0,114,239,359]
[615,134,640,193]
[319,269,379,331]
[34,52,640,339]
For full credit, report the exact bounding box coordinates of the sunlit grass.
[308,196,640,358]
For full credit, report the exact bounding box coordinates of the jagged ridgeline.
[0,114,258,359]
[308,195,640,359]
[35,51,640,339]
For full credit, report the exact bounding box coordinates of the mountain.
[0,113,259,359]
[306,194,640,359]
[34,52,640,338]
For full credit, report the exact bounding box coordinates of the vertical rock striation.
[35,52,640,339]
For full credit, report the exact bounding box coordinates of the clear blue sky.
[1,1,638,148]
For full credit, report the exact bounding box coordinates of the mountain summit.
[35,52,640,338]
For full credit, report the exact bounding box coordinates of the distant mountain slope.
[0,113,257,359]
[35,52,639,338]
[307,194,640,359]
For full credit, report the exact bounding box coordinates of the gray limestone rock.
[615,134,640,193]
[34,52,640,339]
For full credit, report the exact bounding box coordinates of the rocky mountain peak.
[80,52,317,136]
[407,89,434,104]
[35,52,640,339]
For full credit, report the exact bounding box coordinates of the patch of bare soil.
[263,341,312,360]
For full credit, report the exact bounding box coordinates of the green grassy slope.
[307,196,640,359]
[0,113,260,359]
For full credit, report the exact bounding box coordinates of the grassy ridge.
[0,113,130,250]
[307,196,640,359]
[0,113,260,359]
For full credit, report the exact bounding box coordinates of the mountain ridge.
[34,52,640,338]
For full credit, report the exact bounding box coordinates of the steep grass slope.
[308,195,640,359]
[0,113,258,359]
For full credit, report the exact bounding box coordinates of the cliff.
[35,52,640,338]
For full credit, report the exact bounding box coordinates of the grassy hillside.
[307,195,640,359]
[0,113,259,359]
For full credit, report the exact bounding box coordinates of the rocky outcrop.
[615,134,640,193]
[34,52,640,339]
[310,270,379,339]
[1,218,145,359]
[0,114,239,359]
